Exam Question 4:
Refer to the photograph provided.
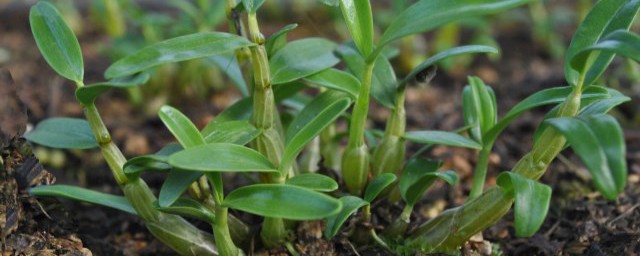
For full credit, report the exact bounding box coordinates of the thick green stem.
[468,147,491,200]
[213,207,242,256]
[246,12,288,247]
[342,61,375,195]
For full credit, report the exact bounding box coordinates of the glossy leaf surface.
[223,184,342,220]
[324,196,369,239]
[105,32,254,79]
[565,0,640,86]
[282,91,351,170]
[403,131,481,149]
[76,73,150,105]
[25,118,97,149]
[201,120,260,145]
[400,158,458,206]
[338,0,374,56]
[270,38,340,85]
[30,2,83,82]
[497,172,551,237]
[363,173,397,203]
[168,143,277,173]
[286,173,339,192]
[155,198,215,223]
[546,115,626,200]
[159,105,205,148]
[30,185,136,215]
[304,68,361,99]
[375,0,532,58]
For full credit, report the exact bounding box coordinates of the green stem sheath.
[468,147,491,200]
[342,61,375,195]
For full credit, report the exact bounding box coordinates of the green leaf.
[399,158,458,207]
[209,54,249,96]
[159,105,206,148]
[319,0,339,7]
[403,131,481,149]
[222,184,342,220]
[337,43,397,108]
[400,45,498,87]
[338,0,374,57]
[124,143,183,177]
[304,68,361,99]
[281,91,351,171]
[30,185,136,215]
[155,198,215,223]
[324,196,369,239]
[374,0,531,59]
[168,143,278,173]
[201,120,260,145]
[565,0,640,87]
[266,24,298,56]
[482,85,610,148]
[363,173,397,203]
[25,118,97,149]
[497,172,551,237]
[29,1,83,83]
[213,97,253,123]
[105,32,254,79]
[579,88,631,116]
[571,30,640,76]
[159,171,203,207]
[241,0,265,13]
[270,38,340,85]
[75,73,150,105]
[546,115,626,200]
[462,76,497,143]
[286,173,339,192]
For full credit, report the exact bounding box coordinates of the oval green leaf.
[338,0,374,57]
[30,185,136,215]
[159,105,205,148]
[222,184,342,220]
[546,115,626,200]
[565,0,640,87]
[497,172,551,237]
[403,131,481,149]
[282,91,351,171]
[571,30,640,76]
[324,196,369,239]
[168,143,278,173]
[462,76,497,143]
[105,32,254,79]
[30,1,84,83]
[75,73,150,105]
[399,158,458,207]
[270,38,340,85]
[304,68,361,99]
[286,173,339,192]
[155,198,215,223]
[201,120,260,145]
[363,173,397,203]
[25,117,97,149]
[374,0,531,59]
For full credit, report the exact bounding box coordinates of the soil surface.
[1,1,639,255]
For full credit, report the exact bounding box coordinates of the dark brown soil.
[1,1,639,255]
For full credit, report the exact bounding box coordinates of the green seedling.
[24,0,638,255]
